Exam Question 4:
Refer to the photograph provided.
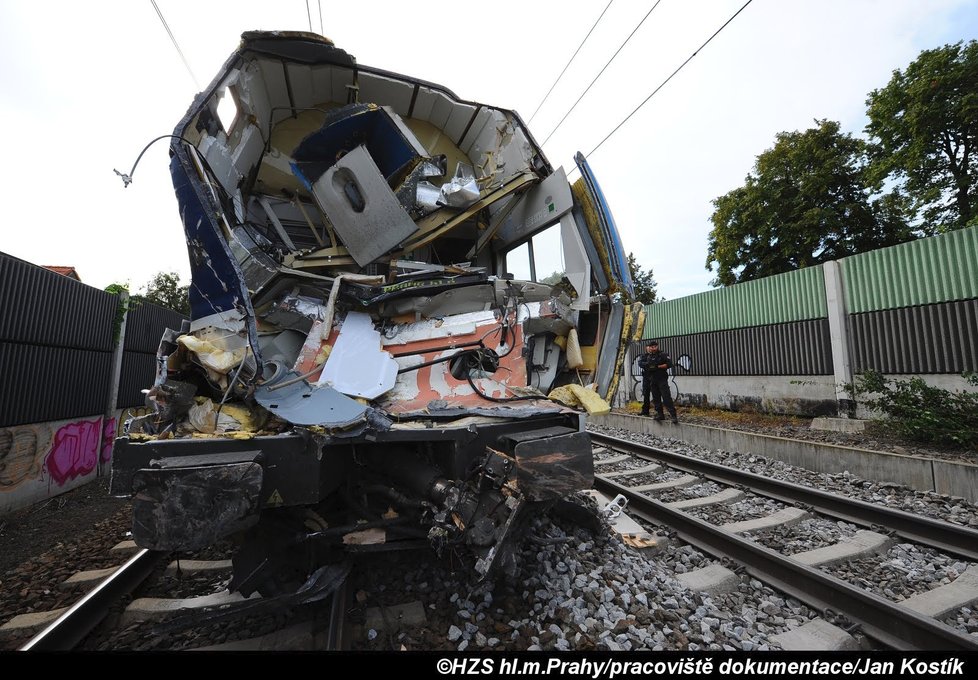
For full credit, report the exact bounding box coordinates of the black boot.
[671,415,679,424]
[653,413,665,421]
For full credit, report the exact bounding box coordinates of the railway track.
[5,543,349,651]
[589,431,978,650]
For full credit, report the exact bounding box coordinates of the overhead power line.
[585,0,754,159]
[528,0,616,124]
[542,0,664,147]
[318,0,324,34]
[150,0,200,89]
[305,0,313,31]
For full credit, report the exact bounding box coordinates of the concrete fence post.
[823,261,855,417]
[100,290,129,476]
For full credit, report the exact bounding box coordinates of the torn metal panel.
[254,369,368,427]
[309,145,419,266]
[317,312,398,399]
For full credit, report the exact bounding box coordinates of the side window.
[504,224,564,283]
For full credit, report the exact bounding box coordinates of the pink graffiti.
[101,417,117,462]
[46,419,101,486]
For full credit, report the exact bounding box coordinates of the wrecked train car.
[111,31,644,595]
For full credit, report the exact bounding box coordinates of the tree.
[142,271,190,315]
[627,252,658,304]
[706,120,915,286]
[866,40,978,232]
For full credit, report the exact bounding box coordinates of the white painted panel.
[286,63,316,110]
[561,213,591,311]
[445,102,477,144]
[429,94,454,129]
[459,109,495,155]
[310,65,336,105]
[239,63,272,139]
[258,59,292,126]
[411,88,437,121]
[359,72,413,116]
[318,312,398,398]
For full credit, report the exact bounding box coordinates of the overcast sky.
[1,0,975,300]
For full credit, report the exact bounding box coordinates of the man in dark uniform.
[638,341,678,423]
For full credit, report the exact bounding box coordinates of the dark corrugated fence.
[118,302,187,407]
[636,319,833,376]
[0,253,117,426]
[0,252,187,426]
[850,298,978,374]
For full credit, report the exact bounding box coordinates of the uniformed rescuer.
[638,340,678,423]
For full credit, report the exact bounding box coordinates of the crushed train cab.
[111,31,644,596]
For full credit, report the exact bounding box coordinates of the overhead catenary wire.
[528,0,617,124]
[305,0,313,32]
[584,0,754,159]
[541,0,664,147]
[317,0,324,34]
[149,0,200,89]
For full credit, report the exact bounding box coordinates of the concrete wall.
[596,412,978,503]
[615,370,977,420]
[0,413,118,515]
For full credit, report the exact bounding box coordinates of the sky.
[1,0,976,300]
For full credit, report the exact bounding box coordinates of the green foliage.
[141,271,190,316]
[627,252,658,304]
[852,370,978,450]
[865,40,978,232]
[706,120,916,286]
[540,270,565,285]
[103,281,134,344]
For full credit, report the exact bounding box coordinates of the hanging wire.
[317,0,324,34]
[305,0,313,31]
[149,0,200,89]
[585,0,754,159]
[528,0,616,124]
[541,0,664,147]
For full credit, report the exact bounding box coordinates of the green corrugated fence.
[842,226,978,313]
[644,265,827,338]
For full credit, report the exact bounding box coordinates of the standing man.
[638,341,678,423]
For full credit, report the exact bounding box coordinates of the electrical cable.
[542,0,664,146]
[305,0,313,31]
[585,0,754,159]
[149,0,200,89]
[113,134,192,187]
[528,0,616,124]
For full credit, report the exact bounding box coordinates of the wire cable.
[528,0,616,124]
[149,0,200,89]
[585,0,754,158]
[305,0,313,31]
[541,0,664,146]
[317,0,324,34]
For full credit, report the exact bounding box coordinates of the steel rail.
[594,475,978,651]
[19,549,166,651]
[324,580,349,650]
[590,432,978,561]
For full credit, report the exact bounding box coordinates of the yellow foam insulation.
[566,328,584,369]
[547,384,611,416]
[178,335,248,374]
[188,398,269,434]
[571,178,626,299]
[579,345,598,372]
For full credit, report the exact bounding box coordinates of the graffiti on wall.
[46,419,102,487]
[0,415,117,492]
[0,427,46,489]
